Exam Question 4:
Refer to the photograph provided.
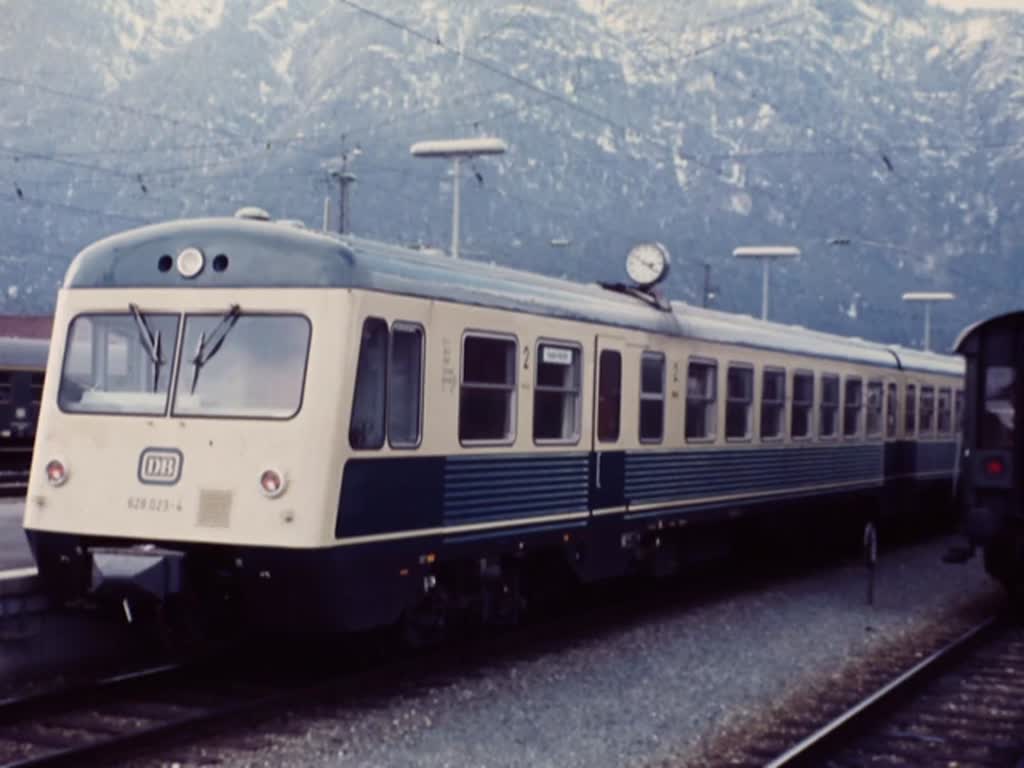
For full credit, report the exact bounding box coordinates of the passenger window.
[955,389,964,432]
[920,386,935,435]
[885,383,898,438]
[905,384,917,435]
[686,360,717,440]
[791,371,813,438]
[460,335,516,443]
[843,378,863,437]
[349,317,389,449]
[534,343,581,443]
[0,373,10,405]
[937,388,952,435]
[760,368,785,440]
[726,365,753,440]
[981,366,1014,449]
[866,381,883,437]
[639,352,665,443]
[597,350,621,443]
[819,375,839,438]
[388,324,424,448]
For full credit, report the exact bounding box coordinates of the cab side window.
[350,318,425,450]
[350,317,389,449]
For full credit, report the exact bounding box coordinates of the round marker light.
[45,459,67,487]
[177,247,205,278]
[259,469,285,498]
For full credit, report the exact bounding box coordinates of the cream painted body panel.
[26,287,352,549]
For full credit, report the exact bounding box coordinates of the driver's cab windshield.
[58,310,310,419]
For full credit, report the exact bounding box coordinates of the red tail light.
[45,459,68,486]
[259,469,285,498]
[985,458,1006,476]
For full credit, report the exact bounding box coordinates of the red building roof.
[0,316,53,340]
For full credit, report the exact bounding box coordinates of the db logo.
[138,448,183,485]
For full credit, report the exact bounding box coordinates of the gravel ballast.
[132,535,1001,768]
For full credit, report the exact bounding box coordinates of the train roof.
[0,336,49,370]
[953,310,1024,354]
[65,217,961,376]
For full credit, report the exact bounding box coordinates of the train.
[0,337,48,495]
[23,210,964,637]
[951,311,1024,604]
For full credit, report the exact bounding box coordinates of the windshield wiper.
[190,304,241,394]
[128,303,163,392]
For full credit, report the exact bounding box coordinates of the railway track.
[758,614,1024,767]
[0,657,321,768]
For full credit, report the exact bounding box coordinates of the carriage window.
[866,381,883,437]
[639,352,665,443]
[534,343,581,443]
[791,371,813,438]
[349,318,388,449]
[59,312,180,415]
[173,313,310,420]
[388,324,424,448]
[905,384,917,435]
[761,368,785,440]
[597,350,621,442]
[820,375,839,438]
[843,378,863,437]
[0,373,10,405]
[885,383,898,438]
[980,366,1014,449]
[919,386,935,435]
[460,335,516,443]
[955,389,964,432]
[686,360,717,440]
[726,365,753,440]
[937,388,952,435]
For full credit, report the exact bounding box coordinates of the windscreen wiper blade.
[190,304,241,394]
[128,303,163,392]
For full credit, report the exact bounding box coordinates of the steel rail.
[764,615,1000,768]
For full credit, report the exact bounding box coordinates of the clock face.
[625,243,670,288]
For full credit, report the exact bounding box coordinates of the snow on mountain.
[0,0,1021,349]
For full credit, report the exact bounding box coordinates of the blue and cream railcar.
[24,214,963,632]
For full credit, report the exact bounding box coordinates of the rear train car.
[954,311,1024,599]
[0,337,47,494]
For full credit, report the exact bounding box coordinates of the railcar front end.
[23,219,390,632]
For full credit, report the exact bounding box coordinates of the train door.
[592,336,626,512]
[581,335,628,582]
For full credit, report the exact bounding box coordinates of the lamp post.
[410,137,507,259]
[901,291,955,351]
[733,245,800,320]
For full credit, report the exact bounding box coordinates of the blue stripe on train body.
[334,443,955,543]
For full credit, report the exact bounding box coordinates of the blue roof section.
[64,217,961,375]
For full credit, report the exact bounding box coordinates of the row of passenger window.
[348,320,962,450]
